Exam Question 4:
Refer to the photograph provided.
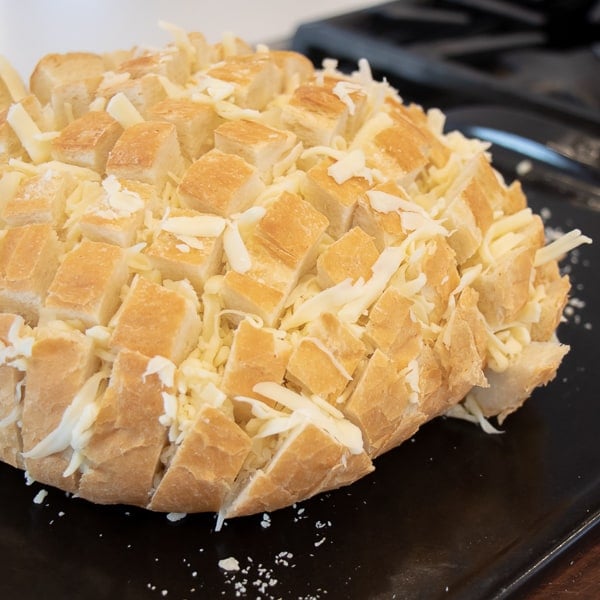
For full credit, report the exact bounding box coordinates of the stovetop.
[292,0,600,130]
[292,0,600,214]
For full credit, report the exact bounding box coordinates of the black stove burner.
[291,0,600,129]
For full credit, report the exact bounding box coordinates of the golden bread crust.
[78,349,168,506]
[150,404,252,513]
[0,30,580,522]
[51,111,124,173]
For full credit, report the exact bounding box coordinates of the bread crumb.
[260,513,271,528]
[218,556,240,572]
[33,489,48,504]
[166,512,187,522]
[516,159,532,176]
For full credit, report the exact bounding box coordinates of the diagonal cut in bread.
[0,25,591,527]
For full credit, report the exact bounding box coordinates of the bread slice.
[470,341,570,424]
[106,120,184,191]
[144,208,224,294]
[206,54,282,110]
[51,111,124,173]
[21,325,98,492]
[178,148,264,216]
[2,169,76,227]
[222,420,373,519]
[213,119,297,181]
[0,223,61,324]
[302,157,373,238]
[221,319,291,407]
[42,238,129,327]
[78,178,152,247]
[0,28,589,524]
[78,349,169,506]
[147,98,222,161]
[150,404,252,513]
[316,226,380,288]
[110,276,200,364]
[29,52,106,106]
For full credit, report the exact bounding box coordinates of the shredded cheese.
[0,405,19,428]
[0,171,25,206]
[350,111,393,151]
[106,92,144,128]
[223,221,251,273]
[22,369,110,464]
[534,229,592,267]
[161,215,227,237]
[142,356,176,388]
[102,175,145,214]
[446,394,503,434]
[6,103,52,163]
[0,316,34,371]
[479,208,532,263]
[332,81,363,116]
[327,149,373,185]
[247,382,364,454]
[283,246,404,329]
[158,20,197,64]
[233,206,266,231]
[367,190,448,236]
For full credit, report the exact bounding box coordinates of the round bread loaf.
[0,27,589,523]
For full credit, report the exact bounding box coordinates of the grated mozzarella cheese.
[327,149,373,185]
[350,111,393,151]
[106,92,144,128]
[223,221,251,273]
[0,405,19,428]
[250,382,364,454]
[102,175,145,215]
[0,316,34,370]
[338,245,405,322]
[332,81,363,116]
[232,206,266,230]
[283,245,405,329]
[22,370,109,463]
[534,229,592,267]
[142,356,177,388]
[479,209,533,263]
[157,75,187,100]
[445,394,503,434]
[6,103,52,164]
[162,215,226,237]
[367,190,448,236]
[158,20,196,63]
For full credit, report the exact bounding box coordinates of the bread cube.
[106,120,184,191]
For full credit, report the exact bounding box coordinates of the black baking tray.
[0,113,599,600]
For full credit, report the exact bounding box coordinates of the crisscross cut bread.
[0,28,589,523]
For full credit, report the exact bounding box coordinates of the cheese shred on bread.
[0,26,592,524]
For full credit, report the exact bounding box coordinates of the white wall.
[0,0,378,78]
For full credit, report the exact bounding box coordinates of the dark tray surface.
[1,130,598,600]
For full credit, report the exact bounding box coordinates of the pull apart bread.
[0,28,591,524]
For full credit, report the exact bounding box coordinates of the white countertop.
[0,0,379,80]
